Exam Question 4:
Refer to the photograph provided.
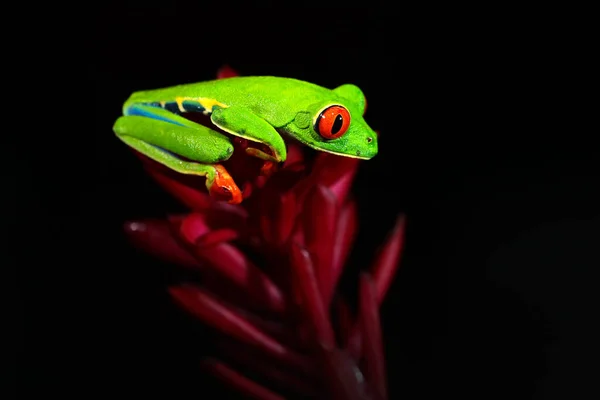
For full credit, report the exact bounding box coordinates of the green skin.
[113,76,378,204]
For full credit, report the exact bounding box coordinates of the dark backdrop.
[15,4,598,400]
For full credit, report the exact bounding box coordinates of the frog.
[113,76,378,204]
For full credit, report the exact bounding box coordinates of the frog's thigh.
[118,132,243,204]
[115,104,234,164]
[210,105,287,163]
[114,108,242,204]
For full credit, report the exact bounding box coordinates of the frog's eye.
[315,105,351,140]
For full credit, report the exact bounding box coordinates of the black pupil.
[331,114,343,134]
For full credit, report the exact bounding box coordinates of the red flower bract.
[123,66,405,400]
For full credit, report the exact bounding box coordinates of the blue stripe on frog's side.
[124,103,186,127]
[123,100,210,160]
[125,99,207,123]
[127,100,208,119]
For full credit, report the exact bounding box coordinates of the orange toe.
[210,165,243,205]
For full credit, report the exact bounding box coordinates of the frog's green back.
[124,76,340,127]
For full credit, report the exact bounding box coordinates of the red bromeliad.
[123,66,405,400]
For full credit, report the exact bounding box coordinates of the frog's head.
[281,84,378,160]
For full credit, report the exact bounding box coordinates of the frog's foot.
[208,164,243,205]
[245,147,282,178]
[260,160,279,178]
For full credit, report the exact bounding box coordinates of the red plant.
[123,66,405,400]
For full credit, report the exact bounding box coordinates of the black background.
[14,3,598,399]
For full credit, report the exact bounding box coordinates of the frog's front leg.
[113,105,242,204]
[210,105,287,174]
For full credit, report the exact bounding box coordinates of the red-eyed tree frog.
[113,76,378,204]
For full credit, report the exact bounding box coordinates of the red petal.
[230,307,286,339]
[201,358,285,400]
[215,316,296,354]
[370,214,406,304]
[328,200,359,307]
[346,326,362,362]
[178,214,240,247]
[290,219,305,247]
[123,219,200,269]
[144,163,213,212]
[217,341,319,397]
[179,212,210,244]
[346,215,406,363]
[289,243,336,348]
[142,158,248,224]
[216,65,239,79]
[283,142,305,167]
[190,242,286,314]
[274,191,297,246]
[334,297,355,350]
[258,196,276,245]
[318,345,369,400]
[195,228,239,247]
[303,185,338,306]
[170,286,306,369]
[311,152,360,205]
[256,184,298,247]
[359,273,387,400]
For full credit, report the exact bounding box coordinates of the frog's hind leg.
[113,104,242,204]
[119,136,242,204]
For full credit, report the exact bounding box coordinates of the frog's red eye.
[315,105,351,140]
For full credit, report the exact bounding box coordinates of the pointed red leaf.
[318,344,369,400]
[144,163,213,211]
[346,326,363,362]
[346,215,405,362]
[198,273,278,316]
[303,185,338,304]
[179,212,210,244]
[290,218,305,247]
[170,286,307,370]
[195,228,239,247]
[289,243,335,348]
[201,358,285,400]
[327,200,359,307]
[327,164,360,206]
[273,191,297,246]
[334,297,355,349]
[190,242,286,314]
[228,307,288,343]
[178,214,240,247]
[218,342,319,397]
[370,214,406,304]
[283,142,305,168]
[215,325,304,365]
[359,273,387,400]
[142,159,248,224]
[123,219,200,269]
[216,65,239,79]
[311,152,360,205]
[259,196,276,245]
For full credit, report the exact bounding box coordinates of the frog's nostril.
[367,136,373,143]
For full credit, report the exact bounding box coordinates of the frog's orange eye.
[315,105,351,140]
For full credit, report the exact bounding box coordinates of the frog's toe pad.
[209,165,243,205]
